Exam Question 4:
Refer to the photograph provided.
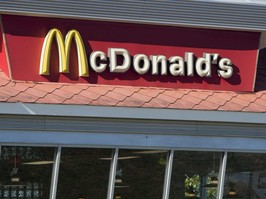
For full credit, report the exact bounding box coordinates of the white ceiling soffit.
[0,0,266,31]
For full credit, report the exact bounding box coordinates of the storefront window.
[224,152,266,199]
[0,146,55,199]
[113,149,167,199]
[4,145,266,199]
[170,151,223,199]
[56,148,112,199]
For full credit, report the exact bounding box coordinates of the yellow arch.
[65,30,88,77]
[39,28,88,77]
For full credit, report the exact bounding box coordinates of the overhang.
[0,0,266,31]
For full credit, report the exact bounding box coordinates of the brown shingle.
[52,89,75,99]
[91,95,119,106]
[64,95,93,104]
[163,90,188,99]
[36,93,66,104]
[79,90,102,101]
[61,85,86,95]
[205,92,236,106]
[116,97,146,107]
[143,98,171,108]
[131,92,153,103]
[104,90,128,102]
[156,93,177,104]
[242,103,266,112]
[0,69,266,112]
[181,93,204,105]
[8,92,39,103]
[195,100,221,110]
[113,87,140,97]
[88,86,114,95]
[34,83,63,93]
[168,98,196,109]
[218,101,246,111]
[138,88,162,98]
[25,87,47,98]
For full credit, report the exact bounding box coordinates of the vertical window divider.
[49,146,62,199]
[107,147,119,199]
[217,151,228,199]
[162,149,174,199]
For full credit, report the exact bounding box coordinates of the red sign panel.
[0,15,260,91]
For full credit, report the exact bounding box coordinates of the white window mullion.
[162,149,174,199]
[49,146,61,199]
[107,147,119,199]
[217,152,228,199]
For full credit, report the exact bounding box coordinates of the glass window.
[113,149,167,199]
[170,151,223,199]
[4,145,266,199]
[0,146,55,199]
[224,152,266,199]
[56,148,112,199]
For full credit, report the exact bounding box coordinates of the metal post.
[217,152,228,199]
[49,146,61,199]
[162,149,174,199]
[107,147,119,199]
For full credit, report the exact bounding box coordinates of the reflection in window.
[114,150,167,199]
[56,148,112,199]
[170,151,222,199]
[224,153,266,199]
[0,146,55,199]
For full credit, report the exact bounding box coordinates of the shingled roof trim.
[1,69,266,112]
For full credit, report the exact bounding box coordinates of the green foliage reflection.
[185,175,200,198]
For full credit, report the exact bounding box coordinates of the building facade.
[0,1,266,199]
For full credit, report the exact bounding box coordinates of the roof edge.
[0,0,266,32]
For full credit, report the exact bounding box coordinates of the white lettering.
[196,53,211,77]
[218,58,233,79]
[86,48,233,79]
[150,55,167,75]
[185,52,194,76]
[90,51,107,73]
[108,48,130,73]
[169,56,185,76]
[133,54,150,74]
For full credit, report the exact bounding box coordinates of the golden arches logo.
[39,28,89,77]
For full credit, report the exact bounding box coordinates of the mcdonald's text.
[39,29,233,79]
[89,48,233,78]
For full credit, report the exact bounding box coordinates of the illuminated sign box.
[0,15,260,91]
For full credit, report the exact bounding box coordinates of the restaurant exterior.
[1,1,266,199]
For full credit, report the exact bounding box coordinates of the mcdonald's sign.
[0,15,260,91]
[39,29,235,79]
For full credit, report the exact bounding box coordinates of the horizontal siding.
[1,115,266,139]
[1,115,266,151]
[0,0,265,31]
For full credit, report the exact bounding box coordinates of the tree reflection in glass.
[169,151,222,199]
